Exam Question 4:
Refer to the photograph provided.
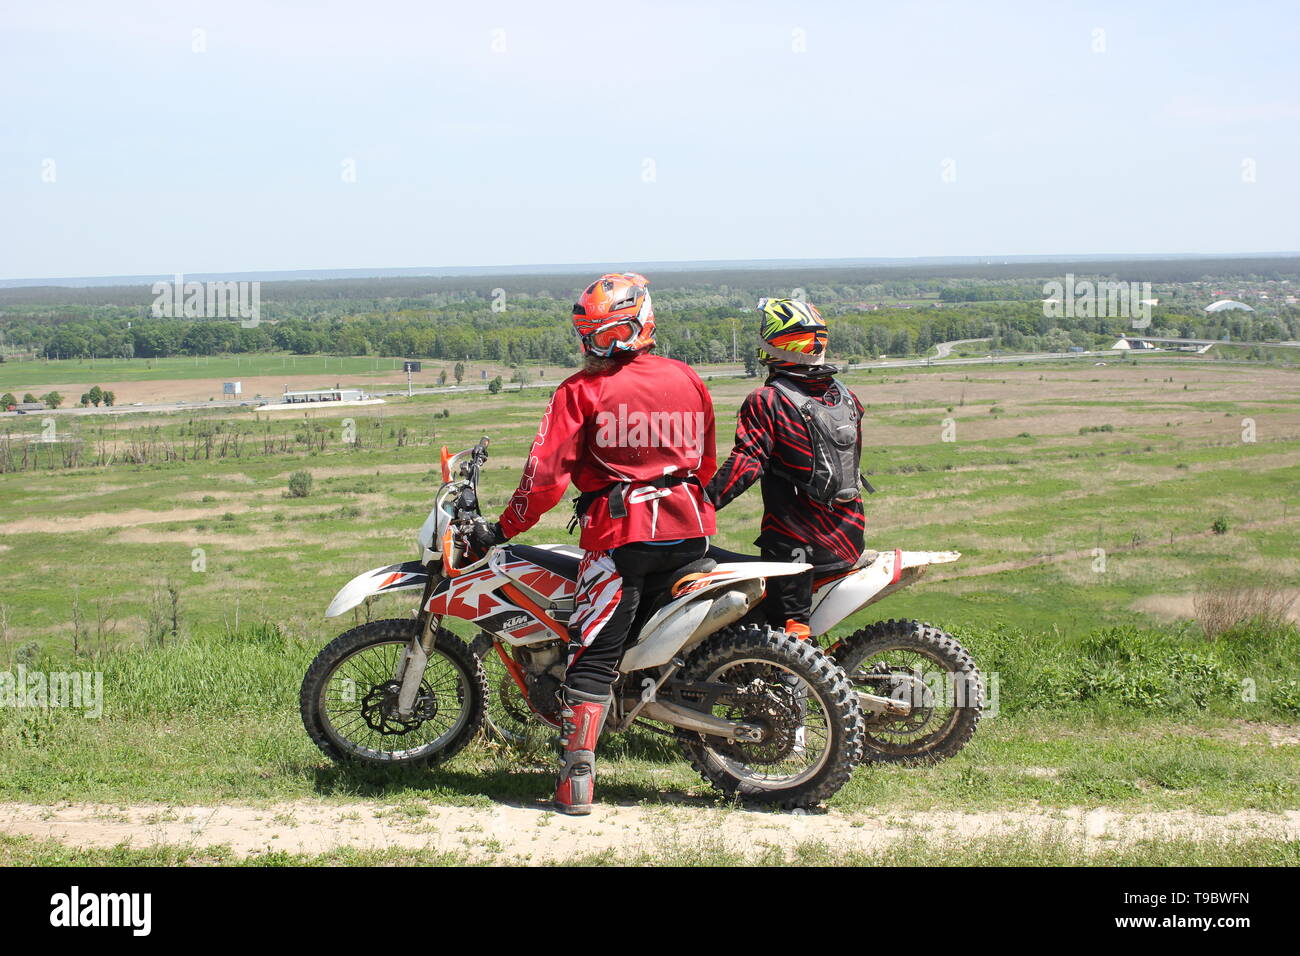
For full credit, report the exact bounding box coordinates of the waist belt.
[568,474,701,534]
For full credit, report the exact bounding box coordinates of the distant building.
[281,387,366,404]
[1111,337,1160,350]
[1204,300,1255,313]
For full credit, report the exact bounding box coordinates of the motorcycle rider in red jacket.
[470,273,717,814]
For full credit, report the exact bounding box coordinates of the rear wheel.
[301,618,486,766]
[830,619,982,764]
[677,625,864,809]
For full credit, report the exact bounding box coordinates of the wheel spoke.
[316,636,477,761]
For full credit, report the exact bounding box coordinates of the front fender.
[325,560,430,618]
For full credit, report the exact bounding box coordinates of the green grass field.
[0,354,418,390]
[1,357,1298,864]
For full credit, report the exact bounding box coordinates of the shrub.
[287,471,313,498]
[1273,680,1300,717]
[1194,586,1295,639]
[992,625,1245,714]
[1211,515,1229,535]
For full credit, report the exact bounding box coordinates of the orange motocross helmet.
[572,272,656,357]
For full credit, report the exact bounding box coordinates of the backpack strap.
[769,376,877,496]
[766,376,809,410]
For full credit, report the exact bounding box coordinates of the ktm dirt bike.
[481,542,984,766]
[300,438,866,808]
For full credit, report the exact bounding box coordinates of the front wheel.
[830,619,983,764]
[301,618,486,767]
[677,625,865,809]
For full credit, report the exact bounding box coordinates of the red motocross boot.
[553,686,609,816]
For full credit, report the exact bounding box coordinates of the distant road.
[5,346,1289,421]
[931,338,988,359]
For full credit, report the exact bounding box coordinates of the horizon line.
[4,250,1300,290]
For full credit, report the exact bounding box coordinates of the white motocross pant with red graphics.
[564,538,709,698]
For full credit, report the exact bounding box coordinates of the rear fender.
[808,549,959,635]
[325,561,429,618]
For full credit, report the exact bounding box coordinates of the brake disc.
[714,685,802,764]
[359,680,439,735]
[866,670,936,734]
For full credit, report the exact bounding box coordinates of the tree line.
[2,274,1297,366]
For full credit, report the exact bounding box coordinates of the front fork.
[395,583,441,718]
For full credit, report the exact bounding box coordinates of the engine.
[515,642,567,722]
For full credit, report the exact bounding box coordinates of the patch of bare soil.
[0,495,393,537]
[939,515,1299,583]
[2,802,1295,864]
[1131,591,1300,625]
[1201,721,1300,748]
[0,504,261,535]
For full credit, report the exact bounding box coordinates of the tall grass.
[954,619,1300,718]
[11,615,1299,725]
[1195,585,1298,639]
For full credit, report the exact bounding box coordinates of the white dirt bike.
[300,438,866,808]
[710,544,985,765]
[481,540,985,766]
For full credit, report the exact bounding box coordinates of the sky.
[2,0,1298,280]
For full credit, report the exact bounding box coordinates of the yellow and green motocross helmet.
[756,297,828,366]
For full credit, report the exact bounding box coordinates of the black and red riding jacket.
[706,372,865,570]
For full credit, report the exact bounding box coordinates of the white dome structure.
[1204,299,1255,313]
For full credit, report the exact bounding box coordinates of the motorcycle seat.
[667,557,718,596]
[705,545,763,564]
[628,558,718,640]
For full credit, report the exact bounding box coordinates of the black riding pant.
[565,538,709,698]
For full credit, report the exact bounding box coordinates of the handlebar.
[441,437,493,571]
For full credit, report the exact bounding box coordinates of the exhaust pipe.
[639,700,762,741]
[680,581,762,650]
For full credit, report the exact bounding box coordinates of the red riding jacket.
[498,352,717,552]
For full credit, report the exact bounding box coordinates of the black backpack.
[767,377,872,503]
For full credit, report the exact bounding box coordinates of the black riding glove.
[467,518,507,552]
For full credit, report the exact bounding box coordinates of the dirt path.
[943,514,1299,582]
[3,802,1296,863]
